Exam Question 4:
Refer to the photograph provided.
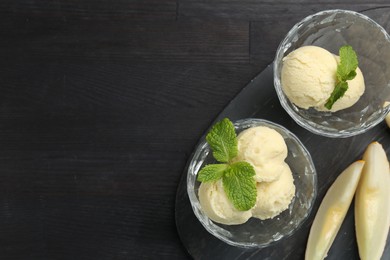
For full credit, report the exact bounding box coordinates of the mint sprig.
[206,118,237,163]
[337,45,358,81]
[325,82,348,110]
[223,162,256,211]
[198,164,228,182]
[325,45,358,110]
[197,118,257,211]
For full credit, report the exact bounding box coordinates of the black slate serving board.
[175,8,390,260]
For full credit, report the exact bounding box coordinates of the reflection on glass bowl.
[187,118,317,248]
[274,9,390,138]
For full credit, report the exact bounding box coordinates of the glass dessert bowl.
[187,118,317,248]
[274,9,390,138]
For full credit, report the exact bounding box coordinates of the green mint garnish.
[223,162,257,211]
[197,118,257,211]
[325,45,358,110]
[337,45,358,81]
[197,164,228,182]
[325,82,349,110]
[206,118,237,163]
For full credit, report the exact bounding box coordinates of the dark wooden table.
[0,1,388,259]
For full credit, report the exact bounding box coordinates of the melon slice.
[355,142,390,260]
[305,160,364,260]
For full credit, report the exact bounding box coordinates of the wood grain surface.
[0,1,389,259]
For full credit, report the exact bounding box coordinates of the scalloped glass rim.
[186,118,318,248]
[273,9,390,138]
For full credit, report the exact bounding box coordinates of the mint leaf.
[198,118,257,211]
[206,118,237,163]
[197,164,228,182]
[337,45,358,82]
[326,45,358,110]
[345,70,357,81]
[222,162,256,211]
[325,81,349,110]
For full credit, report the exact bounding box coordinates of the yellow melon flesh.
[305,160,364,260]
[355,142,390,260]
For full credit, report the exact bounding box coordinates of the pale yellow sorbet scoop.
[232,126,287,182]
[198,180,252,225]
[281,46,365,112]
[251,163,295,220]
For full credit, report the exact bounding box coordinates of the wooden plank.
[0,0,177,21]
[178,2,389,20]
[0,196,188,258]
[0,60,259,116]
[250,16,300,65]
[0,18,249,63]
